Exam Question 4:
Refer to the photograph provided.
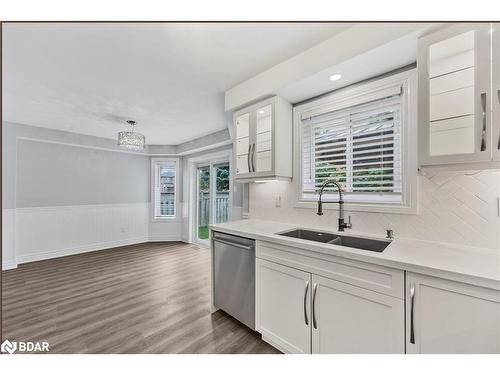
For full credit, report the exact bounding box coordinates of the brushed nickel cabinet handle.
[250,143,256,172]
[312,283,318,329]
[410,284,415,344]
[497,89,500,150]
[303,281,309,326]
[212,238,254,251]
[480,93,487,151]
[247,144,252,173]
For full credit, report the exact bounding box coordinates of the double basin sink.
[278,229,390,253]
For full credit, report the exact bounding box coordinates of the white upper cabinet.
[233,96,292,181]
[493,23,500,161]
[418,23,493,165]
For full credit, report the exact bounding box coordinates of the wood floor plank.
[1,242,280,354]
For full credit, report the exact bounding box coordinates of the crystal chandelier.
[118,120,146,150]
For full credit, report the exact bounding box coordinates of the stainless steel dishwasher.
[212,231,255,330]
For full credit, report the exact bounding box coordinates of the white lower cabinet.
[255,259,311,354]
[256,258,404,354]
[406,272,500,353]
[311,274,404,353]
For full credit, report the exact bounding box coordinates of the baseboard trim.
[16,237,149,265]
[2,260,18,270]
[148,235,182,242]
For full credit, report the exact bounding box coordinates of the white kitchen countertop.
[210,219,500,289]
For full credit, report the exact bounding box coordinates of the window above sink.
[293,69,418,214]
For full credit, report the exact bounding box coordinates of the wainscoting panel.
[2,209,17,270]
[14,203,149,265]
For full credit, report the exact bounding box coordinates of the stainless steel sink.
[278,229,338,243]
[278,229,390,253]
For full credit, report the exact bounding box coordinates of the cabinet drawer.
[257,241,404,299]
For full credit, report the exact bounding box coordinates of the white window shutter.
[301,91,402,202]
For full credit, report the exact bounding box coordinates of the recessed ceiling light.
[329,73,342,81]
[258,110,265,114]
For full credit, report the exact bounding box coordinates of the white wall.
[249,169,500,250]
[2,122,236,269]
[2,122,151,270]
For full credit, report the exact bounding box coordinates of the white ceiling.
[2,22,351,144]
[278,27,429,103]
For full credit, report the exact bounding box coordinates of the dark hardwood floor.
[1,242,280,354]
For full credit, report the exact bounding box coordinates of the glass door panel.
[428,30,476,156]
[197,166,210,242]
[494,23,500,160]
[255,104,273,172]
[235,112,251,175]
[213,163,230,224]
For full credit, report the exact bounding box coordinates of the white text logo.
[1,339,49,354]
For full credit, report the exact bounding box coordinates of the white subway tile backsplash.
[249,170,500,249]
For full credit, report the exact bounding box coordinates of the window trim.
[151,157,180,221]
[293,69,418,215]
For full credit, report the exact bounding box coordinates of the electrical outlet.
[120,227,126,233]
[275,195,281,208]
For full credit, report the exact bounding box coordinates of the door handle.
[480,92,487,151]
[409,284,415,344]
[303,281,309,326]
[312,283,318,329]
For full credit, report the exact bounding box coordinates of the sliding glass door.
[196,162,230,245]
[213,163,230,224]
[197,165,211,243]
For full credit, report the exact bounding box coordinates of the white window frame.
[187,149,234,244]
[151,157,180,221]
[293,69,418,214]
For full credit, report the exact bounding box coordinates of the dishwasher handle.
[213,237,254,251]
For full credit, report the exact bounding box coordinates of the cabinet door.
[254,103,274,173]
[406,273,500,354]
[311,274,404,354]
[418,23,492,165]
[256,259,311,354]
[234,111,251,176]
[493,24,500,161]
